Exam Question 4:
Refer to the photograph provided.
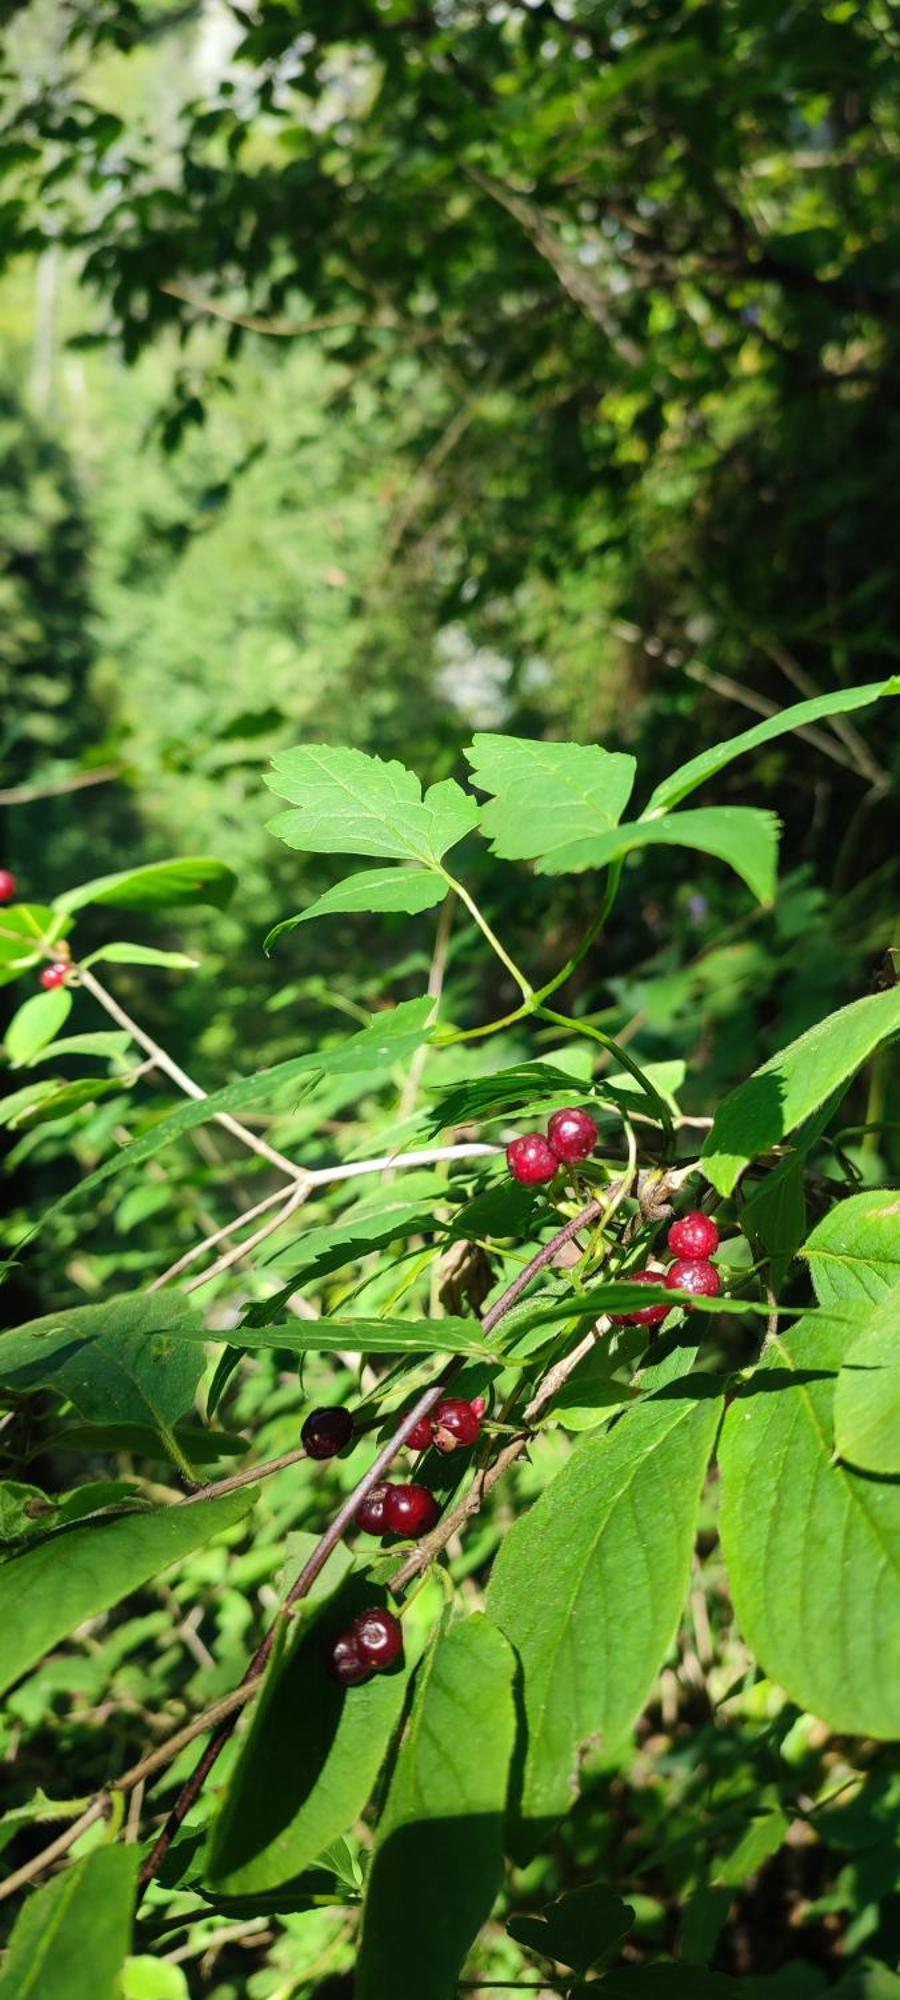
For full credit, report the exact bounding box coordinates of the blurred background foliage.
[1,2,899,1992]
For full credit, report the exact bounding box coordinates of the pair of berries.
[326,1606,403,1686]
[611,1211,722,1326]
[0,869,16,904]
[355,1480,439,1537]
[40,963,70,991]
[507,1106,599,1186]
[301,1394,486,1465]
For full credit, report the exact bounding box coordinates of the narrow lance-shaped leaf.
[487,1384,722,1843]
[718,1312,900,1738]
[0,1486,254,1696]
[54,856,236,915]
[702,986,900,1196]
[265,867,447,949]
[266,745,478,866]
[0,1846,138,2000]
[645,676,899,814]
[356,1616,517,2000]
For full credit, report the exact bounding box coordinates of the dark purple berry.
[382,1482,440,1536]
[0,869,17,903]
[609,1271,671,1327]
[302,1405,354,1460]
[506,1133,559,1186]
[547,1106,599,1164]
[406,1414,435,1451]
[326,1629,371,1686]
[433,1397,482,1452]
[668,1211,720,1260]
[665,1257,722,1301]
[40,962,69,991]
[355,1482,390,1535]
[352,1607,404,1671]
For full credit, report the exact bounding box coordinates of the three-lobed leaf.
[466,734,636,868]
[266,745,478,867]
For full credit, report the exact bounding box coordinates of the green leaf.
[802,1189,900,1305]
[702,988,900,1196]
[487,1384,722,1840]
[0,1846,138,2000]
[524,806,780,903]
[81,943,199,970]
[0,1487,253,1696]
[30,997,433,1239]
[645,678,900,814]
[121,1961,189,2000]
[0,1293,206,1429]
[0,1080,64,1129]
[252,1199,443,1295]
[426,1061,605,1134]
[233,1316,496,1359]
[206,1573,414,1894]
[0,905,71,988]
[265,867,447,948]
[45,1421,244,1464]
[22,1031,133,1066]
[465,735,636,868]
[741,1100,839,1290]
[5,987,72,1066]
[356,1616,516,2000]
[834,1297,900,1475]
[8,1078,127,1130]
[266,745,478,866]
[54,857,236,916]
[718,1313,900,1737]
[508,1882,635,1972]
[713,1808,790,1888]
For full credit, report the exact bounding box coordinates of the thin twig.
[0,1800,109,1902]
[183,1181,309,1292]
[0,765,123,807]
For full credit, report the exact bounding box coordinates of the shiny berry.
[382,1482,440,1537]
[547,1107,599,1164]
[0,870,17,903]
[665,1257,722,1301]
[40,962,69,991]
[301,1405,354,1460]
[506,1133,559,1185]
[609,1270,671,1327]
[406,1414,435,1451]
[667,1211,720,1260]
[433,1397,482,1452]
[352,1607,404,1671]
[355,1482,390,1535]
[326,1629,371,1686]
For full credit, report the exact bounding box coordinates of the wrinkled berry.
[433,1397,482,1452]
[326,1629,371,1686]
[665,1257,722,1301]
[40,962,69,991]
[355,1482,390,1535]
[668,1211,720,1260]
[0,870,17,903]
[302,1405,354,1460]
[382,1482,440,1537]
[609,1271,671,1326]
[506,1133,559,1185]
[352,1607,404,1671]
[406,1414,435,1451]
[547,1106,599,1164]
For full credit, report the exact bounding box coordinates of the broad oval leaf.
[465,735,636,868]
[0,1845,138,2000]
[356,1615,516,2000]
[718,1314,900,1737]
[266,745,478,866]
[702,988,900,1197]
[206,1572,415,1894]
[265,867,447,949]
[645,677,899,814]
[0,905,71,987]
[54,857,236,916]
[0,1486,253,1696]
[5,987,72,1066]
[0,1291,206,1430]
[802,1189,900,1306]
[487,1384,722,1841]
[834,1301,900,1476]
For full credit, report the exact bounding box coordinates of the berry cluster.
[40,962,71,991]
[326,1606,403,1686]
[507,1106,599,1186]
[611,1211,722,1327]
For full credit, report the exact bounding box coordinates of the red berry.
[506,1133,559,1186]
[382,1482,440,1537]
[352,1607,404,1672]
[355,1482,390,1535]
[40,962,69,991]
[667,1211,720,1260]
[609,1270,671,1327]
[325,1629,371,1686]
[547,1106,599,1164]
[406,1414,435,1452]
[665,1257,722,1301]
[433,1397,482,1452]
[0,870,17,903]
[301,1405,354,1460]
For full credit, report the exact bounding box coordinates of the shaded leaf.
[0,1846,138,2000]
[508,1882,634,1972]
[0,1293,206,1429]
